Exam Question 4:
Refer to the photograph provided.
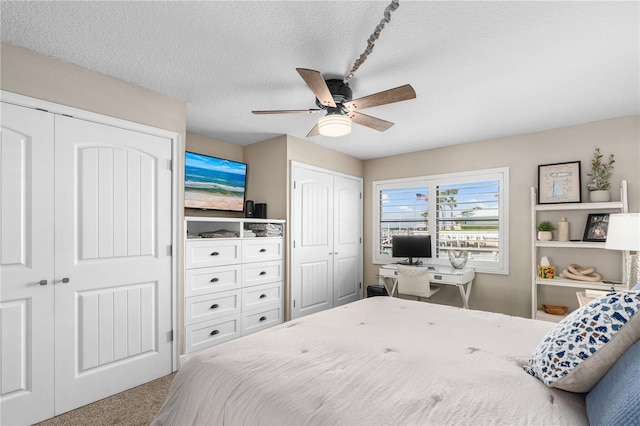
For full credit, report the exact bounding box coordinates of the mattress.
[153,297,587,425]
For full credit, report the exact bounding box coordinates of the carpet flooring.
[35,372,176,426]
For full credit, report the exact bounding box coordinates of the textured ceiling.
[1,1,638,160]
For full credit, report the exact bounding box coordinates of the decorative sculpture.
[559,264,602,282]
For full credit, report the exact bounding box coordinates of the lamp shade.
[318,114,352,137]
[605,213,640,251]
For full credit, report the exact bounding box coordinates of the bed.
[153,296,613,425]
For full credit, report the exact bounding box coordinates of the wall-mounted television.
[392,235,432,265]
[184,151,247,212]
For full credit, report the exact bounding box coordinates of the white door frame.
[0,90,181,371]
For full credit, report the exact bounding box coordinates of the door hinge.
[293,181,297,189]
[359,282,362,289]
[360,192,362,199]
[293,300,296,308]
[168,159,173,171]
[168,245,173,256]
[168,330,174,342]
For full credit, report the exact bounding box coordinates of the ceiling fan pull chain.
[343,0,400,84]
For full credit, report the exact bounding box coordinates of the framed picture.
[583,213,610,242]
[537,161,582,204]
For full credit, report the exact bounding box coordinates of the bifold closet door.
[1,104,56,425]
[53,115,173,414]
[290,164,363,320]
[332,175,361,307]
[291,166,334,319]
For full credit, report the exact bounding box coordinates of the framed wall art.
[537,161,582,204]
[583,213,610,242]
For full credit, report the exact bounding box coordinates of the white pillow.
[524,291,640,393]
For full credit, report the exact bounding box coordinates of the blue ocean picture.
[184,152,247,211]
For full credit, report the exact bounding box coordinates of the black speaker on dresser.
[245,200,254,218]
[254,203,267,219]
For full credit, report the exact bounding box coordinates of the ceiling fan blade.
[344,84,416,111]
[348,111,394,132]
[306,123,321,137]
[296,68,337,108]
[252,109,322,114]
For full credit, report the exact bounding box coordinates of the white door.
[291,166,334,319]
[291,164,363,319]
[53,115,174,413]
[333,175,362,307]
[1,104,56,425]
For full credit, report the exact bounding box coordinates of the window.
[373,168,509,274]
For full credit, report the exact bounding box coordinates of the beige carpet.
[35,372,176,426]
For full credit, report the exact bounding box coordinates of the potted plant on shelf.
[587,147,615,202]
[537,221,555,241]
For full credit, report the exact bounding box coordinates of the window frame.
[372,167,509,274]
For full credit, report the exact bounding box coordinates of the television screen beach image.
[184,152,247,211]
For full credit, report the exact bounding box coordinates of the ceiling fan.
[252,68,416,137]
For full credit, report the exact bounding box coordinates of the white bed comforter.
[153,297,587,425]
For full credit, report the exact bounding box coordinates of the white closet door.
[333,175,362,307]
[53,115,173,414]
[0,103,56,425]
[291,165,334,319]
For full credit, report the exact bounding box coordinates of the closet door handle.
[210,277,219,283]
[259,248,266,253]
[210,251,219,256]
[210,330,219,336]
[40,280,48,286]
[210,304,219,310]
[259,316,267,322]
[259,294,267,299]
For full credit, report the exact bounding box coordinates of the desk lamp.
[605,213,640,290]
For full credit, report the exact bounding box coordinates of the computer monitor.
[392,235,432,265]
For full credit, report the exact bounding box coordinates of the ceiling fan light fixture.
[318,113,352,137]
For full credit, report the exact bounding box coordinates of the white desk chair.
[396,264,440,300]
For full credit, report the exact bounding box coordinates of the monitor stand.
[398,258,422,265]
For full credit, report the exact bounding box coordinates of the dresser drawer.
[242,306,283,336]
[185,290,241,325]
[242,260,283,287]
[242,238,284,263]
[185,264,241,297]
[242,281,282,312]
[185,315,241,354]
[185,239,241,269]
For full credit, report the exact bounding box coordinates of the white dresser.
[184,217,285,355]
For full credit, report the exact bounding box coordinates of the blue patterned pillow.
[524,291,640,392]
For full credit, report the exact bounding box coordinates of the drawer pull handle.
[40,280,48,286]
[210,277,219,283]
[210,304,219,309]
[259,248,267,252]
[210,251,219,256]
[259,271,267,276]
[259,316,267,322]
[434,275,443,280]
[259,294,267,299]
[210,330,219,336]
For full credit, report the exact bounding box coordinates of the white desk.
[378,264,475,309]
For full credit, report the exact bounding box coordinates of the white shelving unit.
[531,180,629,321]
